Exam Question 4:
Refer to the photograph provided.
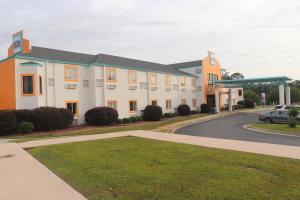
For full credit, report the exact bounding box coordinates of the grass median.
[250,123,300,136]
[28,136,300,200]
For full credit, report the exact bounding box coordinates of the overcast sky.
[1,0,299,79]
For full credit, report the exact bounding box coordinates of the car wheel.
[265,118,272,123]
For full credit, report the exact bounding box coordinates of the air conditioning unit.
[129,85,137,90]
[65,84,77,89]
[107,84,117,89]
[165,87,171,91]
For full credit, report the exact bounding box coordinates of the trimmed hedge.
[143,105,163,121]
[201,104,210,113]
[85,107,118,125]
[123,118,132,124]
[0,110,16,135]
[32,107,74,131]
[163,112,176,118]
[238,99,255,109]
[17,121,34,133]
[177,104,191,116]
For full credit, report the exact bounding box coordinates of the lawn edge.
[244,124,300,138]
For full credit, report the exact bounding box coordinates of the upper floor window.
[192,78,196,87]
[128,70,137,84]
[106,67,117,83]
[21,74,35,96]
[64,65,78,82]
[39,76,43,95]
[165,75,171,87]
[208,73,218,87]
[151,100,158,106]
[238,90,243,96]
[150,73,157,85]
[180,77,186,87]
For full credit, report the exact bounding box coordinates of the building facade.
[0,32,242,124]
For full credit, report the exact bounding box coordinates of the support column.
[279,85,285,105]
[215,87,220,113]
[228,88,232,112]
[286,86,291,105]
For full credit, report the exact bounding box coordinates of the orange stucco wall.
[8,39,30,57]
[0,58,16,110]
[202,55,222,109]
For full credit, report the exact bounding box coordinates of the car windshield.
[275,106,283,109]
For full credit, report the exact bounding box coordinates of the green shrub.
[244,99,255,108]
[17,121,34,133]
[177,104,191,116]
[200,104,210,113]
[117,119,123,124]
[288,108,299,128]
[32,107,74,131]
[143,105,163,121]
[163,112,176,118]
[0,110,16,135]
[123,118,132,124]
[244,89,260,105]
[130,116,139,123]
[191,110,199,115]
[15,109,35,124]
[85,107,118,126]
[136,116,143,122]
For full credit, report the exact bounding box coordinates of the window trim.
[180,77,186,87]
[165,74,171,87]
[150,73,157,85]
[128,99,138,113]
[64,65,78,82]
[128,70,137,84]
[65,100,79,116]
[166,99,172,110]
[106,67,117,83]
[39,75,43,96]
[151,99,158,106]
[106,100,118,110]
[21,74,35,96]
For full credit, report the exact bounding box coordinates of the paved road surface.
[175,112,300,147]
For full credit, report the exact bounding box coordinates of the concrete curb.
[243,124,300,138]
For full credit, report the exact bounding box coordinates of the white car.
[274,105,300,110]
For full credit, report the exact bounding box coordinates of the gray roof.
[19,46,201,76]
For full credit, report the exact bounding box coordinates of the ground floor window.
[192,99,197,108]
[21,74,35,95]
[151,100,158,106]
[65,101,79,115]
[129,100,138,113]
[39,76,43,95]
[107,100,117,110]
[166,99,172,110]
[181,99,187,105]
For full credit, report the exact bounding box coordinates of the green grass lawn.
[5,114,208,142]
[28,137,300,200]
[250,123,300,136]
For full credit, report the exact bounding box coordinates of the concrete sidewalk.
[0,143,87,200]
[21,130,300,160]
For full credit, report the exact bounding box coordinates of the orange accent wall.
[202,55,222,109]
[8,39,31,57]
[0,58,16,110]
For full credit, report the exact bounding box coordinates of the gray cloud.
[0,0,299,79]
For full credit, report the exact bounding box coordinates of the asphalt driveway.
[175,112,300,147]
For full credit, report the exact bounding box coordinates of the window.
[150,73,157,85]
[180,77,186,87]
[192,99,197,108]
[151,100,158,106]
[166,99,172,110]
[238,89,243,96]
[181,99,187,105]
[129,100,138,113]
[64,65,78,82]
[208,73,218,87]
[65,101,79,115]
[128,70,137,84]
[165,75,171,87]
[39,76,43,95]
[107,100,117,110]
[106,67,117,83]
[21,74,35,96]
[192,78,196,87]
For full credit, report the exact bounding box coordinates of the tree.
[244,89,260,105]
[291,80,300,88]
[230,72,244,80]
[291,87,300,104]
[221,69,232,80]
[267,87,300,105]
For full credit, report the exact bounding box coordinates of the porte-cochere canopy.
[213,76,292,88]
